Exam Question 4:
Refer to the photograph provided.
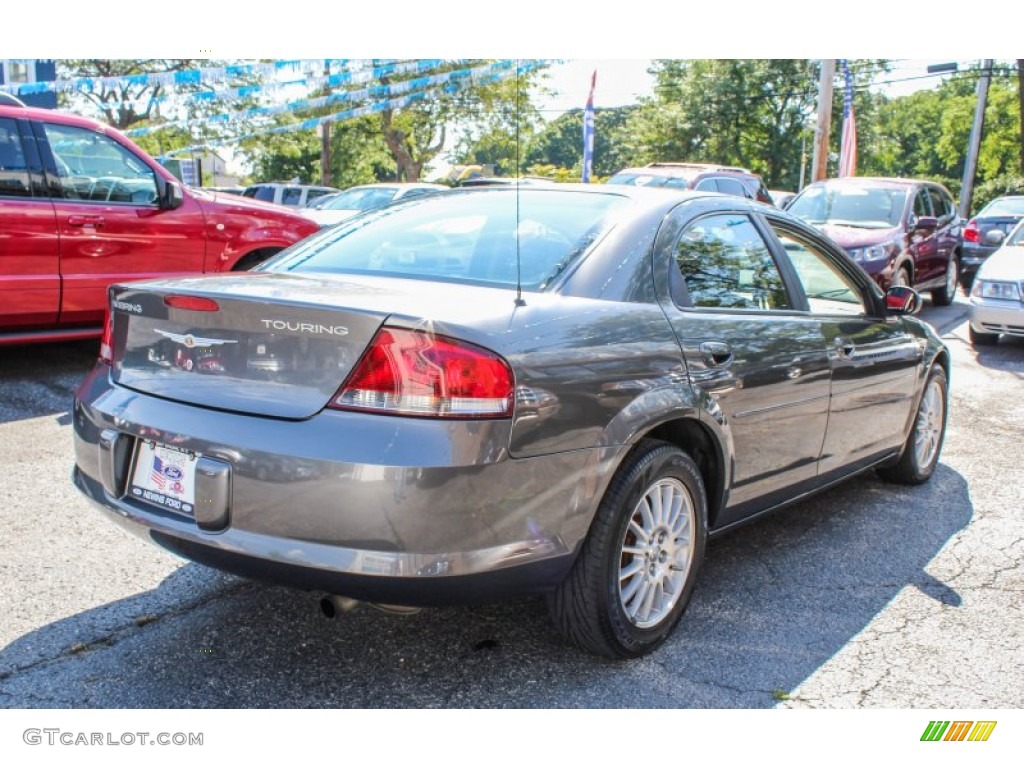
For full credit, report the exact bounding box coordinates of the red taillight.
[964,219,979,243]
[99,302,113,364]
[330,327,514,419]
[165,295,220,312]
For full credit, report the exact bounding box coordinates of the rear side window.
[674,213,792,310]
[244,185,276,202]
[282,187,303,206]
[0,118,30,198]
[41,123,158,204]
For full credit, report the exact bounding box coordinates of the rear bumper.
[961,243,998,283]
[72,364,613,604]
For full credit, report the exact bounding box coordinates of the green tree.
[56,59,253,131]
[621,59,820,189]
[862,67,1022,199]
[239,114,393,186]
[522,106,635,178]
[443,66,546,178]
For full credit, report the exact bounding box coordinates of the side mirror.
[913,215,938,232]
[157,178,184,210]
[984,229,1005,245]
[886,285,922,316]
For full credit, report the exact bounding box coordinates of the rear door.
[660,207,832,521]
[34,120,207,328]
[0,116,59,330]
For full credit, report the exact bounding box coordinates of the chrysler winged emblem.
[154,329,239,349]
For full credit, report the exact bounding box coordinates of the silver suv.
[241,182,340,208]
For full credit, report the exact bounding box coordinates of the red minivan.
[0,102,320,345]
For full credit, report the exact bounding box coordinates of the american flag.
[838,59,857,178]
[150,455,166,490]
[581,70,596,183]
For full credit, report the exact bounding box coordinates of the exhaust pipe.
[319,595,360,618]
[369,603,422,616]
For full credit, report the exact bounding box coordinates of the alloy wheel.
[913,378,945,470]
[618,478,696,629]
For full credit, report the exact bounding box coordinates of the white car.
[303,183,447,228]
[968,219,1024,346]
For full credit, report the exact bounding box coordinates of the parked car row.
[0,103,990,659]
[73,182,951,659]
[968,215,1024,348]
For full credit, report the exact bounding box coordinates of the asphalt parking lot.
[0,294,1021,708]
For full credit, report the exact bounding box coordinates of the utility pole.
[959,59,994,219]
[811,59,835,182]
[1017,60,1024,176]
[320,60,331,187]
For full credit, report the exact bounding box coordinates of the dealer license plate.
[129,442,198,516]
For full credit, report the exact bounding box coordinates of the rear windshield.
[788,184,908,229]
[979,197,1024,218]
[269,190,629,290]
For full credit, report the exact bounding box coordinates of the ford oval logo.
[164,466,183,480]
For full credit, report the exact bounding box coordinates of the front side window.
[927,187,950,220]
[0,118,30,198]
[281,187,303,206]
[914,190,932,218]
[674,213,791,310]
[770,225,867,316]
[42,123,157,204]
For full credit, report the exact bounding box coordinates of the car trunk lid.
[109,273,391,419]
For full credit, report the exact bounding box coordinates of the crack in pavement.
[0,580,255,685]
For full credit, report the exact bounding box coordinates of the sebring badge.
[154,329,239,349]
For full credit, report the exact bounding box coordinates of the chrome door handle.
[68,215,106,228]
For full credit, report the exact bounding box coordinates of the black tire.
[930,257,958,306]
[877,366,948,485]
[548,440,707,659]
[232,248,280,271]
[969,324,999,347]
[891,265,911,289]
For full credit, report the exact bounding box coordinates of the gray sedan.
[72,186,949,658]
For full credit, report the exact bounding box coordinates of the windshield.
[979,197,1024,218]
[1006,220,1024,246]
[788,185,908,229]
[321,187,399,211]
[269,190,630,291]
[606,172,692,190]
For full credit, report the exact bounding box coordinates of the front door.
[35,121,206,327]
[764,220,920,475]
